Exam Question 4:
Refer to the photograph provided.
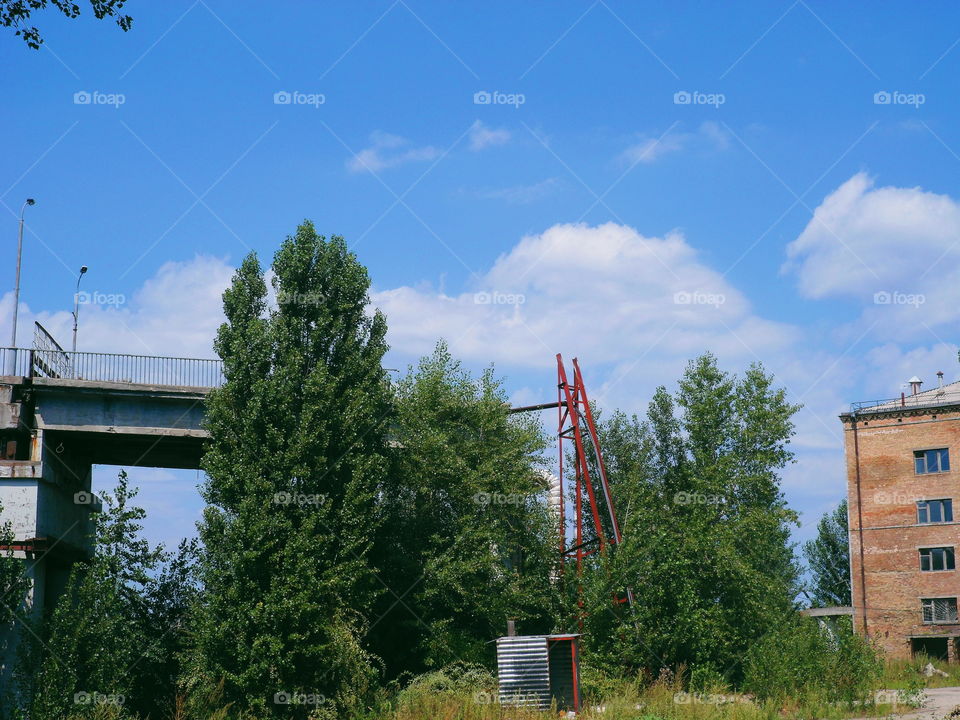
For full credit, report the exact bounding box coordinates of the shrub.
[743,615,883,704]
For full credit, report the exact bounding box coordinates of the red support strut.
[556,354,633,620]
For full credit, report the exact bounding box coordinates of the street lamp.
[72,265,88,353]
[10,198,35,349]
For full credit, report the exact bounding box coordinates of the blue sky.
[4,1,960,551]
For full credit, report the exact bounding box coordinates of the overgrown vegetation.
[804,499,852,607]
[0,222,919,718]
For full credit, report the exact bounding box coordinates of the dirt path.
[886,687,960,720]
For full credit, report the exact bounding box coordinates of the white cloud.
[374,221,797,373]
[0,255,232,359]
[468,119,510,151]
[785,172,960,299]
[346,131,440,173]
[619,121,729,165]
[784,173,960,339]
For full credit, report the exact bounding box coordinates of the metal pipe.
[851,412,869,635]
[507,400,562,414]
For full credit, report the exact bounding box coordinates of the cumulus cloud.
[468,119,510,151]
[619,121,729,165]
[784,173,960,334]
[346,131,440,173]
[373,221,797,373]
[0,255,232,359]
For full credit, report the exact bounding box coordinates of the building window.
[920,547,956,572]
[918,499,954,524]
[915,448,950,474]
[922,598,959,623]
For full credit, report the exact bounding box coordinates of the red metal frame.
[556,354,631,618]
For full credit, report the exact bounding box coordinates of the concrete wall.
[844,407,960,660]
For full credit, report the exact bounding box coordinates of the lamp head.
[79,266,88,275]
[25,198,34,206]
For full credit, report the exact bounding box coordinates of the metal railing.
[0,347,224,388]
[851,391,960,413]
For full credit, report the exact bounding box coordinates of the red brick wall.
[843,407,960,660]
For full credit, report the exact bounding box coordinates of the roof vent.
[908,376,923,395]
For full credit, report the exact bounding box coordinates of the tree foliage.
[188,221,391,716]
[580,354,801,682]
[0,0,131,48]
[0,500,31,712]
[803,499,851,607]
[17,471,169,720]
[369,344,558,676]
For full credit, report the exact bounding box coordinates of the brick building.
[841,374,960,661]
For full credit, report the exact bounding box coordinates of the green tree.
[581,354,801,682]
[18,470,164,719]
[0,500,31,714]
[1,0,131,48]
[188,222,391,717]
[369,344,558,675]
[803,499,851,607]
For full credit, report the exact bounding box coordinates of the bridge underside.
[43,428,206,469]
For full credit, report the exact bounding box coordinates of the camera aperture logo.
[274,90,326,108]
[673,491,723,506]
[273,491,328,507]
[277,290,325,306]
[76,290,126,308]
[873,290,924,308]
[73,490,96,505]
[874,90,925,108]
[474,492,527,506]
[674,290,725,308]
[473,290,525,305]
[673,90,725,108]
[74,691,124,706]
[74,90,126,108]
[273,691,326,706]
[473,90,525,108]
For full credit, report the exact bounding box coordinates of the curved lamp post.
[72,265,88,353]
[11,198,35,349]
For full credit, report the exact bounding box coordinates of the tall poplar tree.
[189,222,391,716]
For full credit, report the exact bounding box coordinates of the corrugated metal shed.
[496,634,581,711]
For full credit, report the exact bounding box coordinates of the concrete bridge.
[0,337,223,613]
